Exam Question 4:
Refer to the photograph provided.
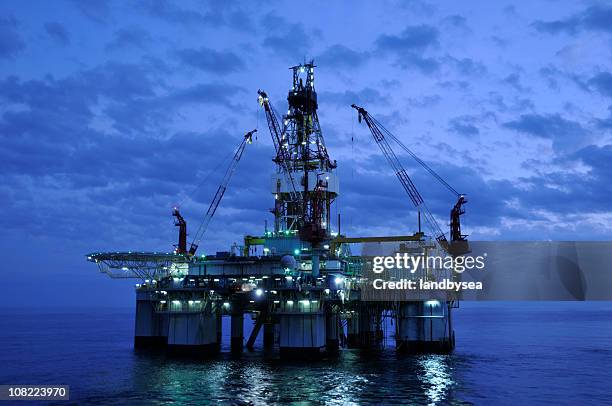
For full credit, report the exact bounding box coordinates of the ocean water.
[1,302,611,405]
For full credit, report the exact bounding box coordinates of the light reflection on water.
[123,350,456,405]
[5,304,610,404]
[417,355,454,406]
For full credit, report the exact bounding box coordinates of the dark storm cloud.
[44,22,70,46]
[176,47,245,74]
[532,4,612,35]
[0,16,25,58]
[316,45,370,68]
[374,25,440,74]
[106,26,151,50]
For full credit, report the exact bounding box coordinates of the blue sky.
[2,1,612,306]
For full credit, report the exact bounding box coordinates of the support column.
[279,312,326,357]
[134,292,167,348]
[395,301,454,353]
[263,320,275,348]
[346,313,359,348]
[246,313,263,350]
[216,311,222,345]
[167,307,219,355]
[358,304,383,349]
[231,312,244,352]
[325,309,340,352]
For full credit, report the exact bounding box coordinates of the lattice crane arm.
[188,130,256,256]
[351,104,453,249]
[257,90,302,205]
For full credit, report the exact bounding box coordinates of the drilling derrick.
[88,61,466,358]
[264,62,338,243]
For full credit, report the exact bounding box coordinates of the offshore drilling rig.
[87,62,469,356]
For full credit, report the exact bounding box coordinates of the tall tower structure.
[265,62,338,244]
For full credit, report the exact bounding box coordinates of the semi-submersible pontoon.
[87,62,469,356]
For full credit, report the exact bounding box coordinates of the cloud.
[140,0,253,30]
[447,56,487,76]
[176,47,245,74]
[167,82,245,108]
[106,26,151,50]
[316,45,370,68]
[376,25,439,52]
[0,61,246,141]
[70,0,111,24]
[44,22,70,46]
[503,113,589,152]
[0,17,25,58]
[539,65,562,90]
[261,14,311,59]
[587,72,612,98]
[442,14,468,29]
[503,113,586,139]
[594,106,612,129]
[491,35,509,48]
[375,25,440,73]
[532,4,612,35]
[319,88,389,108]
[503,73,528,92]
[407,94,441,108]
[140,0,210,26]
[449,116,480,137]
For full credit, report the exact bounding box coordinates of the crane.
[172,207,187,254]
[185,129,256,256]
[257,90,301,206]
[351,104,468,254]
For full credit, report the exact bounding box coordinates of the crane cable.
[369,115,461,198]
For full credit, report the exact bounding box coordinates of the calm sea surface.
[1,302,611,405]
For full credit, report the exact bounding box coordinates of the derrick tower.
[261,62,338,244]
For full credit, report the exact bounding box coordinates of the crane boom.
[352,104,450,249]
[257,90,301,206]
[188,130,255,256]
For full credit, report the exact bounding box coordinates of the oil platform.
[87,62,469,356]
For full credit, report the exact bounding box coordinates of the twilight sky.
[2,1,612,307]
